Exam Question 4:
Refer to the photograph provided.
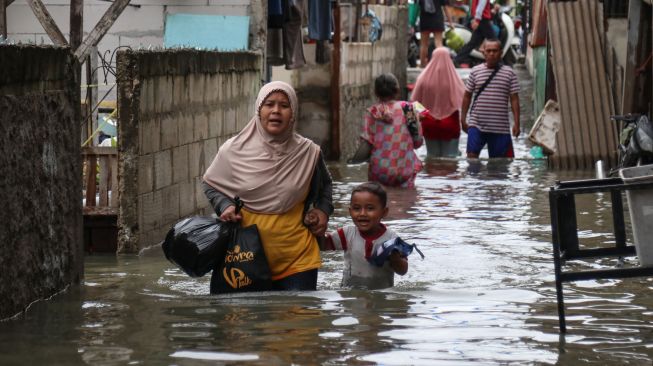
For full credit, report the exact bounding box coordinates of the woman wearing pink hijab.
[411,47,465,157]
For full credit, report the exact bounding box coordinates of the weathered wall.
[272,4,408,161]
[340,5,408,160]
[0,45,82,319]
[271,44,332,152]
[116,50,261,253]
[5,0,262,100]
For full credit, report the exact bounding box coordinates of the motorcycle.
[612,114,653,172]
[408,4,519,67]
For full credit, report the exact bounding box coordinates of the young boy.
[323,182,408,290]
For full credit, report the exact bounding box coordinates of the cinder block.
[299,66,330,88]
[172,75,184,109]
[154,150,172,189]
[188,141,204,178]
[192,112,208,140]
[140,118,160,155]
[138,81,148,116]
[231,74,239,99]
[138,154,154,195]
[213,73,225,103]
[220,73,230,100]
[194,176,210,212]
[203,139,218,172]
[161,184,180,224]
[172,145,190,184]
[223,108,237,135]
[193,74,206,104]
[178,113,194,145]
[143,78,155,115]
[160,115,178,150]
[154,76,166,114]
[172,144,189,184]
[163,75,175,113]
[207,110,221,138]
[150,226,171,249]
[151,76,163,114]
[140,190,162,232]
[178,180,196,217]
[205,74,219,104]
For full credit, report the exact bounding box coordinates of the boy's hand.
[388,250,408,275]
[304,208,328,237]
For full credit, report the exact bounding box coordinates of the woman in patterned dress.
[349,73,424,188]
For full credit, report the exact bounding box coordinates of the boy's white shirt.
[327,225,398,290]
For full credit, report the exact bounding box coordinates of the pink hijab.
[411,48,465,120]
[203,81,320,214]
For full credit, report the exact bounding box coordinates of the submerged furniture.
[549,177,653,333]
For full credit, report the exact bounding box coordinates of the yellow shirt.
[241,201,321,280]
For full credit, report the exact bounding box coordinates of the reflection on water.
[2,150,653,365]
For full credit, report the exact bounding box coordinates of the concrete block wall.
[117,50,261,253]
[271,4,408,161]
[339,4,408,161]
[271,43,332,153]
[0,45,82,319]
[5,0,256,100]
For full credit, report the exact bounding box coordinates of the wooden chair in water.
[82,146,119,252]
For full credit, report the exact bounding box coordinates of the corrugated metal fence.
[548,0,618,170]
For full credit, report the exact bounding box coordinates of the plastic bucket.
[619,164,653,267]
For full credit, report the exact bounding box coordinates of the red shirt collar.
[359,223,387,241]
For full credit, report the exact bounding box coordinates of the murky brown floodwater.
[1,63,651,365]
[2,132,653,365]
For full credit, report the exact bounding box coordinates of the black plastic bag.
[208,197,272,294]
[210,223,272,294]
[162,216,231,278]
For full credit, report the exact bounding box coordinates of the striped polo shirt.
[465,63,520,134]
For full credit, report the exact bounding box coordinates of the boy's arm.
[321,229,346,251]
[388,251,408,275]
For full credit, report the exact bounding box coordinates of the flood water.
[2,65,653,365]
[2,136,653,365]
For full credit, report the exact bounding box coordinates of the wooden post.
[330,0,342,160]
[622,0,642,114]
[70,0,83,50]
[74,0,131,62]
[0,0,7,39]
[25,0,68,46]
[354,0,362,42]
[85,46,99,145]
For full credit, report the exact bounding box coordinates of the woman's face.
[260,91,293,136]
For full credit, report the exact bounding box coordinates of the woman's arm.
[348,139,372,164]
[304,152,333,237]
[313,153,334,216]
[201,181,241,222]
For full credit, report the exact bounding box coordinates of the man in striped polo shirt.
[461,38,520,158]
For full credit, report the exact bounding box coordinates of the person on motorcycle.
[454,0,495,67]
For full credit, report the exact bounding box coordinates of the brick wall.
[116,50,261,253]
[0,45,82,319]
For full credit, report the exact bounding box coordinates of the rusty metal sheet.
[530,0,548,47]
[547,0,618,170]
